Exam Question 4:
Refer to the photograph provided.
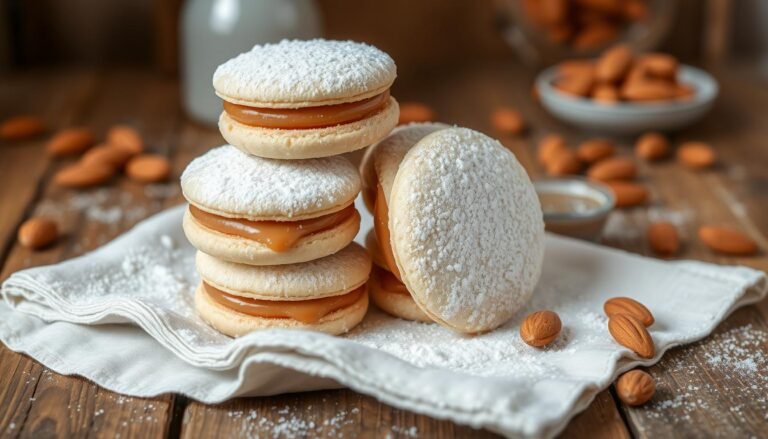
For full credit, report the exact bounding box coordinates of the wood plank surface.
[0,64,766,438]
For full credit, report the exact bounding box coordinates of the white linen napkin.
[1,202,765,438]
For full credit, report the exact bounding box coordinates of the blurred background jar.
[180,0,322,125]
[493,0,679,66]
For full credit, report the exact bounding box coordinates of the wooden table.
[0,63,766,438]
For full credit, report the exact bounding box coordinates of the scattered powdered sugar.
[390,128,545,331]
[180,145,360,218]
[640,324,768,429]
[213,39,396,105]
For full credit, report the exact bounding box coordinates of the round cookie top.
[360,123,449,207]
[196,243,371,300]
[181,145,361,221]
[213,39,397,108]
[389,127,545,334]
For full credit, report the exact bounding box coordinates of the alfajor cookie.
[214,39,400,159]
[195,243,371,337]
[360,123,448,322]
[181,145,361,266]
[369,126,545,333]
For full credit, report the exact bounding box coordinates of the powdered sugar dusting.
[181,145,360,218]
[390,128,545,332]
[213,39,396,106]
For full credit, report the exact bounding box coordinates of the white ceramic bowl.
[536,65,718,135]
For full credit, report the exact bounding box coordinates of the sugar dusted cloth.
[1,202,765,438]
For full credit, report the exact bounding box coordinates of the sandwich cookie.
[195,243,371,337]
[376,127,545,333]
[360,123,448,322]
[181,145,361,265]
[214,39,399,159]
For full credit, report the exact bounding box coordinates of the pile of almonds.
[519,295,658,407]
[520,0,649,51]
[5,119,174,251]
[553,45,693,103]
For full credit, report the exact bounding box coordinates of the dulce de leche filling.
[223,90,390,130]
[374,266,410,296]
[190,204,358,252]
[373,183,402,281]
[204,282,364,324]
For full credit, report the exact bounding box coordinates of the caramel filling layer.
[205,283,364,324]
[223,90,390,129]
[374,266,410,296]
[190,204,358,252]
[373,183,402,281]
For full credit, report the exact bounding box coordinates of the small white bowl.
[536,65,718,135]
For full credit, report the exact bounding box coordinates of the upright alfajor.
[362,125,546,333]
[214,39,399,159]
[194,243,371,337]
[181,145,362,266]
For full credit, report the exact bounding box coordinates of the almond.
[604,297,654,327]
[587,157,637,181]
[546,149,583,176]
[46,128,95,157]
[647,221,679,256]
[595,45,633,83]
[572,22,618,50]
[605,181,648,207]
[621,79,677,102]
[539,0,568,24]
[107,125,144,154]
[677,141,716,169]
[577,138,615,164]
[398,102,436,125]
[126,154,171,183]
[592,84,619,104]
[635,132,669,161]
[676,84,695,100]
[538,134,568,166]
[491,107,526,135]
[18,217,58,250]
[698,226,758,256]
[554,72,594,97]
[608,314,655,358]
[520,310,562,348]
[638,53,678,80]
[616,369,655,406]
[54,162,115,188]
[80,144,135,169]
[0,115,45,140]
[557,60,594,78]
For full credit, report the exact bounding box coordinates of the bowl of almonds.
[536,45,718,134]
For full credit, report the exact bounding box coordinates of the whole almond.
[555,73,594,97]
[520,310,562,348]
[81,144,134,169]
[46,128,95,157]
[398,102,436,125]
[621,80,676,102]
[491,107,526,135]
[698,226,758,256]
[595,45,633,83]
[0,115,46,140]
[54,162,115,188]
[572,22,618,50]
[647,222,679,256]
[107,125,144,154]
[616,369,655,406]
[635,132,669,161]
[538,134,568,166]
[577,139,615,164]
[608,314,655,358]
[126,154,171,183]
[588,157,637,181]
[18,218,58,250]
[676,84,695,100]
[677,142,716,169]
[557,60,594,78]
[605,181,648,208]
[546,149,583,176]
[592,84,619,104]
[604,297,654,327]
[638,53,678,80]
